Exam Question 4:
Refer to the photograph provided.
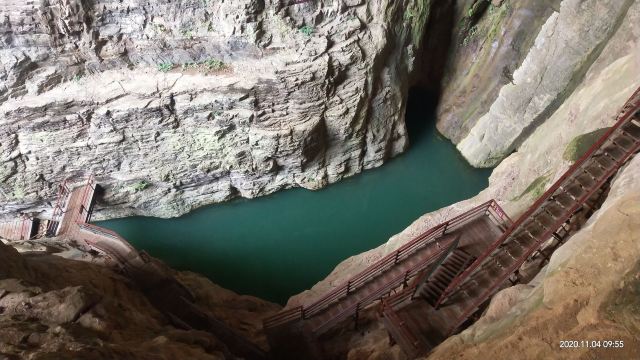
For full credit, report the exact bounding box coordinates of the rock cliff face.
[437,0,637,167]
[2,1,640,359]
[291,2,640,303]
[289,1,640,357]
[0,0,427,219]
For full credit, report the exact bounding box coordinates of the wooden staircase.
[437,88,640,336]
[264,200,511,358]
[420,249,474,307]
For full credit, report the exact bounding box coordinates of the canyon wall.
[0,0,427,219]
[437,0,636,167]
[293,0,640,309]
[291,1,640,357]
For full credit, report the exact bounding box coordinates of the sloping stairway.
[419,249,474,306]
[437,89,640,335]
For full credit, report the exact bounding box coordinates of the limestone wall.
[0,0,429,219]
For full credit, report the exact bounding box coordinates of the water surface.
[99,95,491,304]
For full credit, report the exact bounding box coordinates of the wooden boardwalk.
[0,216,33,241]
[381,87,640,357]
[264,201,511,358]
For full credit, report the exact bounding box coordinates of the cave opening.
[404,0,456,145]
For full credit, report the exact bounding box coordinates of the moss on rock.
[563,127,611,162]
[513,174,550,201]
[406,0,432,48]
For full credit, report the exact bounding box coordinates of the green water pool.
[98,95,491,304]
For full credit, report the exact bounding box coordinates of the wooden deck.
[0,217,33,241]
[381,216,507,354]
[265,201,511,358]
[307,234,458,335]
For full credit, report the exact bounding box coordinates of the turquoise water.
[98,95,491,304]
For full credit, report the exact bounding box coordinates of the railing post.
[354,303,361,330]
[394,250,400,264]
[346,281,352,295]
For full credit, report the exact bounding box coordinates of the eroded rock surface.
[0,0,428,219]
[0,241,280,359]
[427,154,640,360]
[438,0,637,167]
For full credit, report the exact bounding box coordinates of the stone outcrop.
[437,0,637,167]
[0,0,428,219]
[0,241,280,359]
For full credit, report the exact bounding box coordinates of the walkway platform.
[0,216,34,241]
[381,87,640,357]
[264,200,511,357]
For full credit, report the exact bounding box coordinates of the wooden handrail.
[311,237,459,335]
[264,200,508,329]
[448,118,640,334]
[437,87,640,308]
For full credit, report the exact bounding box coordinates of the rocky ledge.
[0,241,280,359]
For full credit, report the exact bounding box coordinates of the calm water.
[98,94,491,304]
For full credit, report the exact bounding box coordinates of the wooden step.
[574,173,596,188]
[622,121,640,138]
[602,144,626,160]
[583,164,606,179]
[564,181,586,200]
[612,135,636,150]
[593,154,617,169]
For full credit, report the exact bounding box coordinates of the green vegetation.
[181,62,198,71]
[130,181,150,192]
[404,9,416,21]
[513,175,550,201]
[153,23,167,33]
[13,185,25,199]
[203,58,225,70]
[180,29,194,40]
[179,59,227,72]
[157,62,174,72]
[462,25,478,46]
[72,74,82,82]
[406,0,431,48]
[563,128,611,162]
[299,25,314,36]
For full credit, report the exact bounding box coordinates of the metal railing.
[264,200,509,329]
[76,175,96,224]
[263,306,304,329]
[437,87,640,329]
[0,216,33,241]
[311,236,458,335]
[47,179,71,236]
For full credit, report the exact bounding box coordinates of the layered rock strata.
[0,0,428,219]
